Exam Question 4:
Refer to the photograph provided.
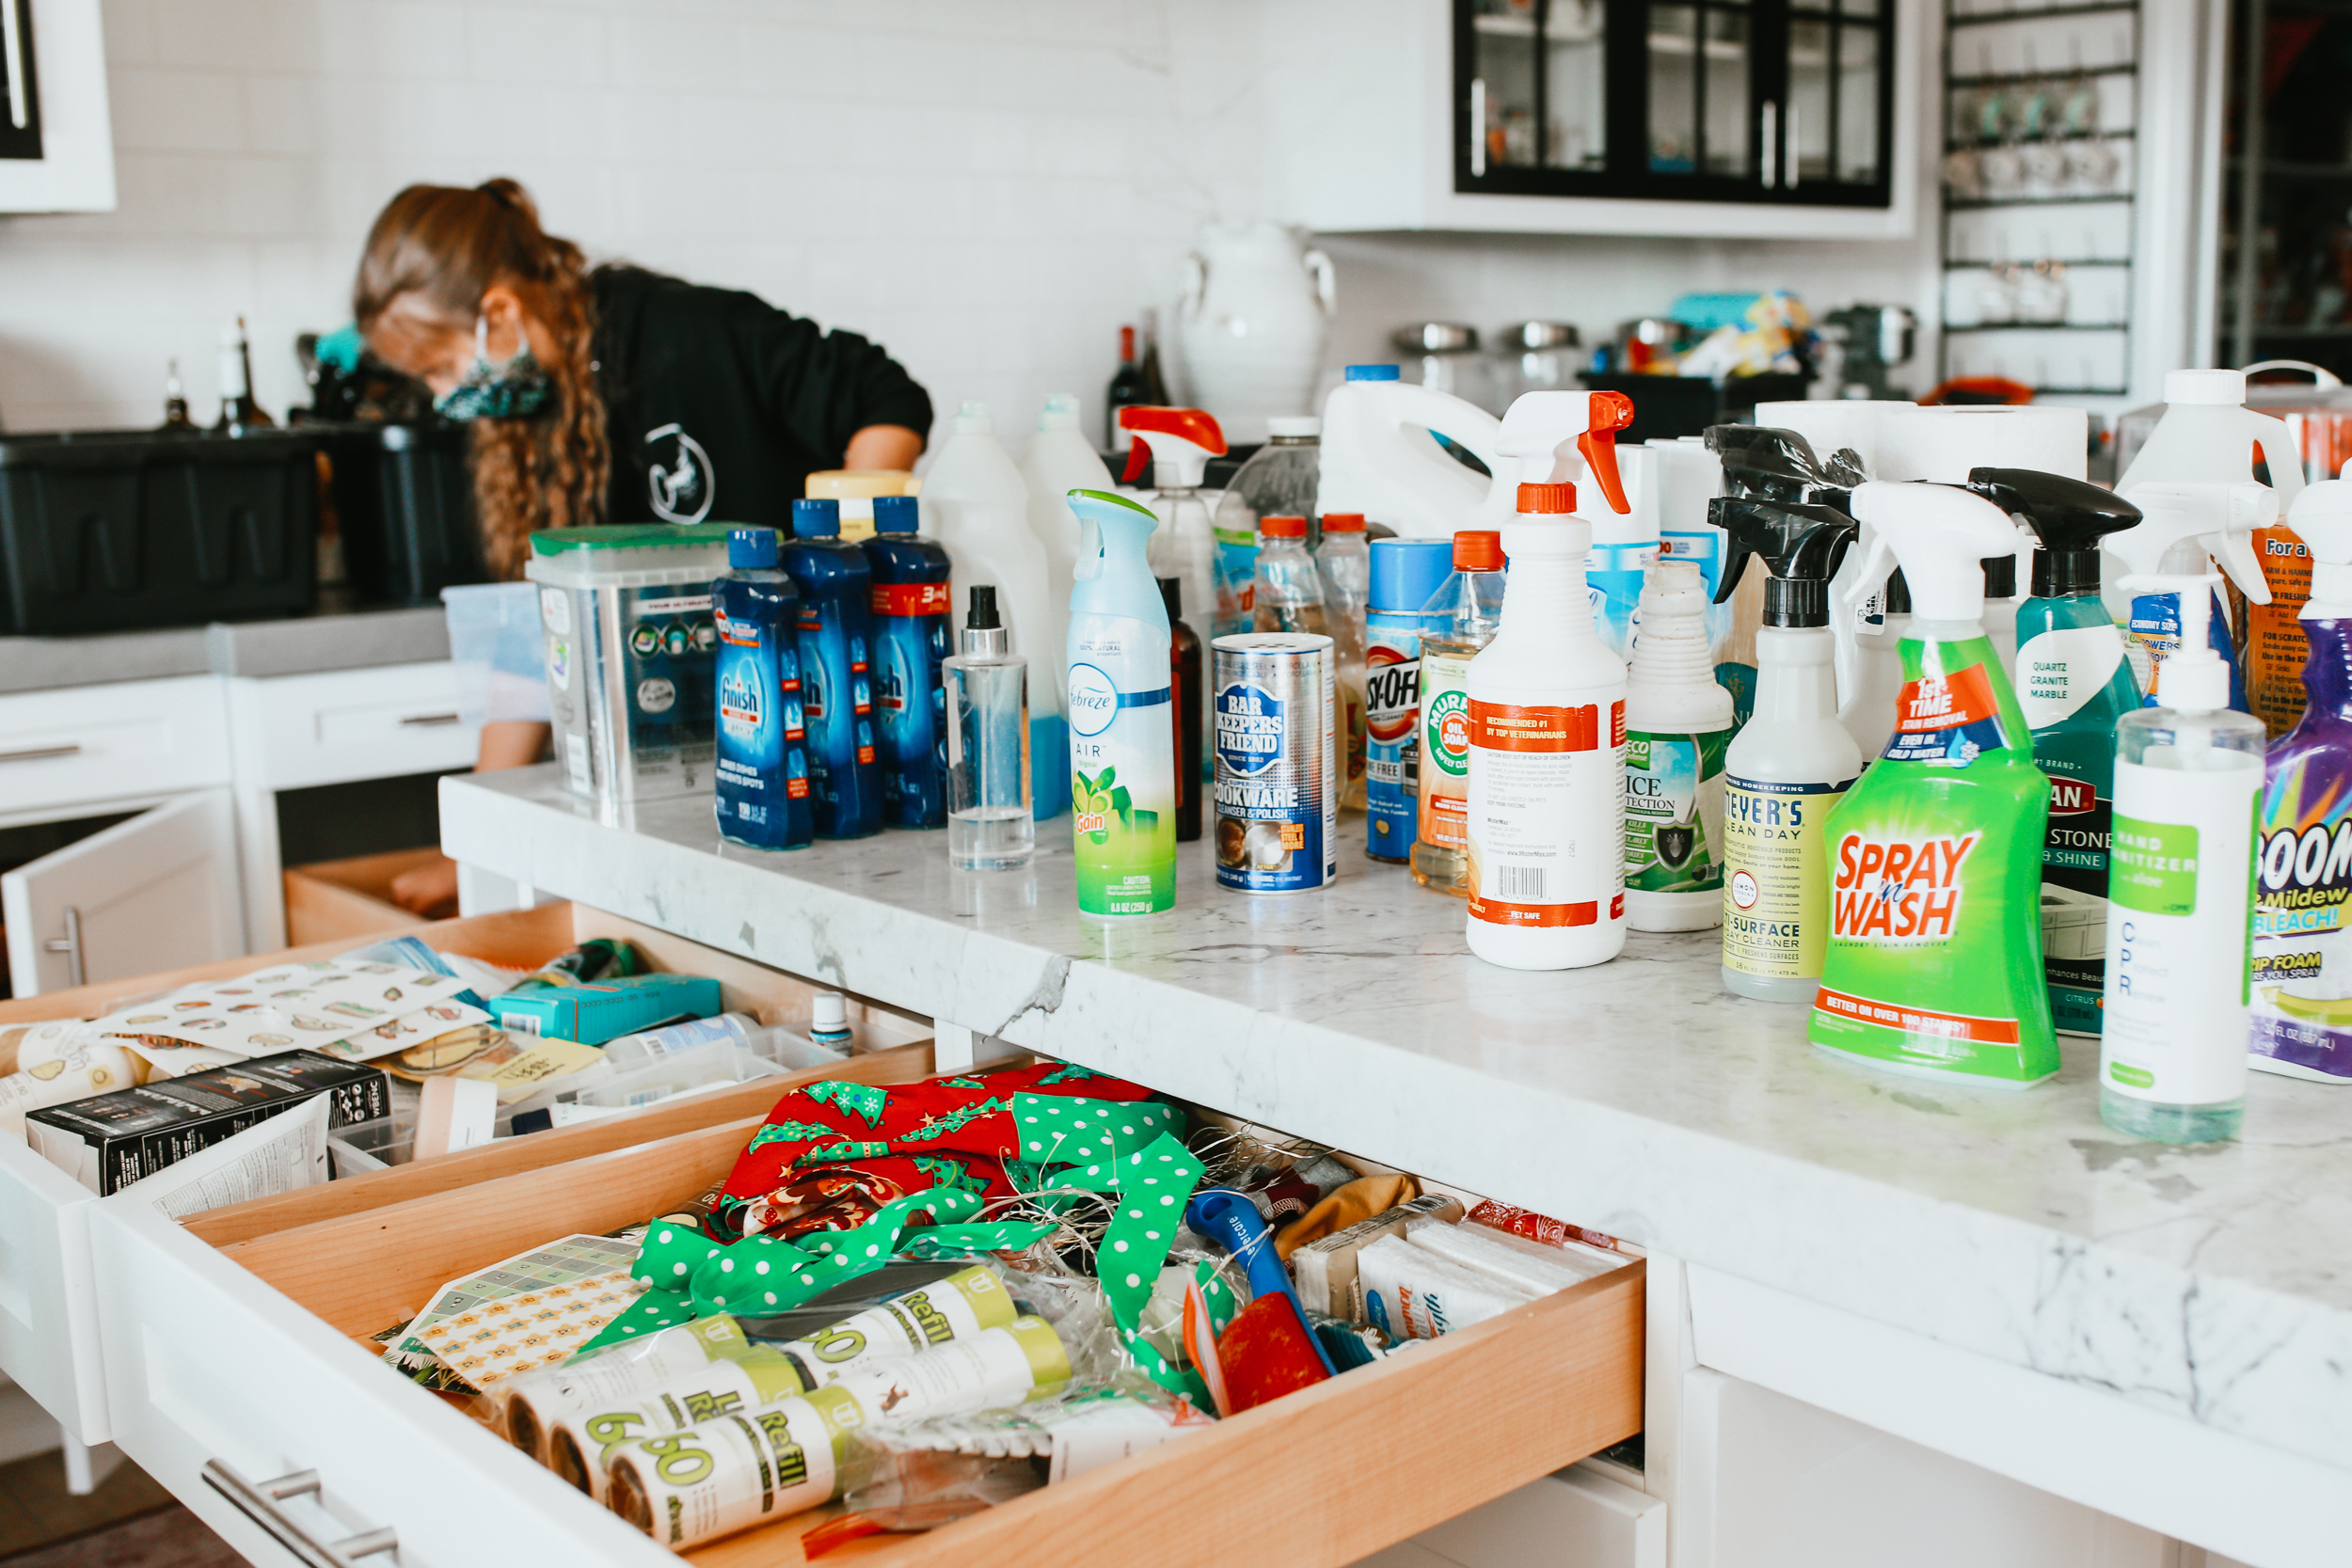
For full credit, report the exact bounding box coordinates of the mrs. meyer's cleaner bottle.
[2249,472,2352,1081]
[1813,483,2058,1085]
[1963,469,2144,1037]
[2101,572,2263,1142]
[1623,562,1736,931]
[1464,392,1630,972]
[1066,490,1177,917]
[712,527,813,850]
[1709,487,1861,1000]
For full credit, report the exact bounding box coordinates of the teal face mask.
[433,314,552,420]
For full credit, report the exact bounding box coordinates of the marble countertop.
[0,603,450,694]
[442,767,2352,1475]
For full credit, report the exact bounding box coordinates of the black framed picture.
[1,0,44,163]
[0,0,112,210]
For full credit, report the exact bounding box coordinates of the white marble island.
[443,767,2347,1568]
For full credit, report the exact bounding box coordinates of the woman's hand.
[390,856,461,917]
[394,721,553,916]
[844,423,924,473]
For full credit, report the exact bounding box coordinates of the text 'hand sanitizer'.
[1464,392,1630,972]
[2099,572,2263,1143]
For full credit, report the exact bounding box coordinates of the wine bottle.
[1106,324,1145,452]
[1137,306,1171,406]
[215,315,274,434]
[162,358,195,432]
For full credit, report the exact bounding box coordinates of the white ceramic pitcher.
[1174,221,1334,446]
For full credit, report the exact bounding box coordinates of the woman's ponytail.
[354,180,608,578]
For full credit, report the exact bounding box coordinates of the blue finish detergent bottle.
[862,495,951,828]
[712,526,812,850]
[783,498,882,839]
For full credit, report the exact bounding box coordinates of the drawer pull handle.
[0,742,81,763]
[398,713,462,727]
[202,1462,399,1568]
[41,906,84,990]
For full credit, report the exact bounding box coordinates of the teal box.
[488,973,723,1045]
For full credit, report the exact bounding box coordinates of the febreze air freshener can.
[1067,490,1178,918]
[1213,633,1339,894]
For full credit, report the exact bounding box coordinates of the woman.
[357,179,930,912]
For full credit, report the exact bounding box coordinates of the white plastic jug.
[1020,393,1116,670]
[1315,378,1517,538]
[920,401,1063,816]
[2113,369,2305,583]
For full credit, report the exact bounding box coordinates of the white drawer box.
[88,1066,1642,1567]
[0,675,230,816]
[0,903,929,1450]
[229,661,481,792]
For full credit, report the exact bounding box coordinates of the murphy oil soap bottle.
[2249,472,2352,1081]
[1067,489,1177,918]
[1963,469,2144,1037]
[1464,392,1630,972]
[1813,483,2058,1085]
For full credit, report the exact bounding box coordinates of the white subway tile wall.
[0,0,1942,440]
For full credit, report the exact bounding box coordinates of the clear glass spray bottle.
[945,585,1034,870]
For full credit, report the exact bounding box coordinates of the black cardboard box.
[26,1049,390,1195]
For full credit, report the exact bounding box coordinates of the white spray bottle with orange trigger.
[1120,406,1229,773]
[2107,479,2276,710]
[1463,391,1633,972]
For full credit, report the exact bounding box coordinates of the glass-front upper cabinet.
[1456,0,1895,207]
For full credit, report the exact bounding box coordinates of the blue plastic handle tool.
[1184,1188,1339,1377]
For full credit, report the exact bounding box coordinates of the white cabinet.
[0,674,230,823]
[224,661,480,950]
[1,790,245,993]
[1259,0,1925,239]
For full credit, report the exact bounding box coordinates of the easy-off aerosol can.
[1065,490,1178,917]
[1214,633,1340,893]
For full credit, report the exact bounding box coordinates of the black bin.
[0,429,324,635]
[327,420,486,606]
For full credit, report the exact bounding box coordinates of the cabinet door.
[1454,0,1893,207]
[1,789,245,995]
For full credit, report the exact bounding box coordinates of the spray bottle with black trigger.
[1961,469,2144,1037]
[1704,426,1864,1002]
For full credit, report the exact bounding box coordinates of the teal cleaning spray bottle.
[712,526,814,850]
[1703,440,1862,1002]
[1066,489,1177,918]
[1962,469,2144,1037]
[1811,482,2058,1085]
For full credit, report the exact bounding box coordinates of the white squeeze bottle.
[1464,392,1631,972]
[921,401,1063,818]
[1622,560,1737,932]
[2099,571,2263,1145]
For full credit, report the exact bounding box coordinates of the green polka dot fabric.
[897,1220,1057,1259]
[1009,1095,1181,1169]
[629,1222,726,1290]
[571,1290,703,1354]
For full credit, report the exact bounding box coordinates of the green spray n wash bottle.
[1811,482,2058,1085]
[1963,468,2144,1037]
[1065,490,1177,917]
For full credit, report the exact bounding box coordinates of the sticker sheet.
[91,958,491,1062]
[414,1269,647,1389]
[385,1233,643,1370]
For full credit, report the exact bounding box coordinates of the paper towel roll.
[1879,405,2088,483]
[1751,400,1915,476]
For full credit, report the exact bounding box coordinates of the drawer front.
[89,1199,674,1568]
[233,661,480,791]
[0,675,230,814]
[0,1137,104,1443]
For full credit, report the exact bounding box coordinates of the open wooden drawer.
[88,1106,1644,1568]
[0,900,930,1449]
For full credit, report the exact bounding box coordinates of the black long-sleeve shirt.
[591,265,932,530]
